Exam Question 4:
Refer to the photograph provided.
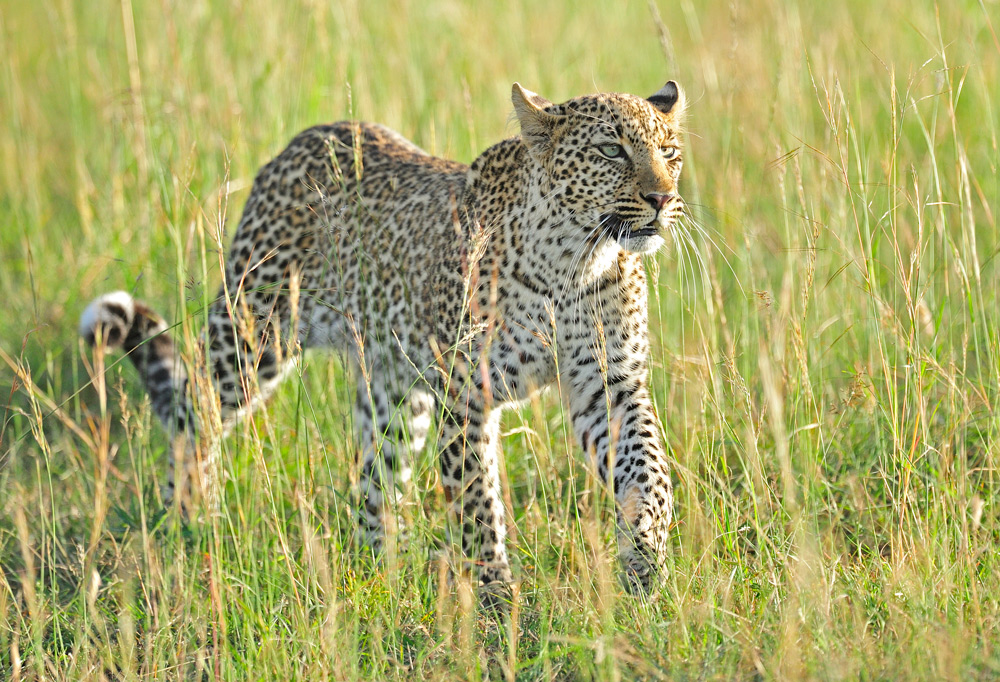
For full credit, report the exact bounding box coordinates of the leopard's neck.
[465,139,629,296]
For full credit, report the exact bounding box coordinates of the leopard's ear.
[648,81,685,116]
[512,83,560,156]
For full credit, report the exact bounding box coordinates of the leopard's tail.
[80,291,193,435]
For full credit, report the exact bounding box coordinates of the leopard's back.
[225,121,470,358]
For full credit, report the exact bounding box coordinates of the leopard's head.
[513,81,686,255]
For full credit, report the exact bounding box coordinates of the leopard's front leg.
[568,375,674,592]
[559,267,675,593]
[438,374,513,606]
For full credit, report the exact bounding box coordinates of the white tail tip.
[79,290,136,346]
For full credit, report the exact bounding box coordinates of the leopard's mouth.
[599,213,660,236]
[629,223,660,238]
[597,212,669,255]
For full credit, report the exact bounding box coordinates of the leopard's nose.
[642,192,674,212]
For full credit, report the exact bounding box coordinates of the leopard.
[80,80,687,601]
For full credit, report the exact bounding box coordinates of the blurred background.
[1,0,999,679]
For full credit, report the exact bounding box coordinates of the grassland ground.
[2,0,999,679]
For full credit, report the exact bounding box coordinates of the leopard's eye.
[661,146,680,160]
[596,143,627,159]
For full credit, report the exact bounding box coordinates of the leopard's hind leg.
[354,356,435,557]
[166,291,300,508]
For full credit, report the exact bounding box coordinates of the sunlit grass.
[2,0,999,679]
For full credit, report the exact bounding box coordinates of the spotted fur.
[81,81,687,597]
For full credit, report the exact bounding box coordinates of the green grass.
[2,0,1000,678]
